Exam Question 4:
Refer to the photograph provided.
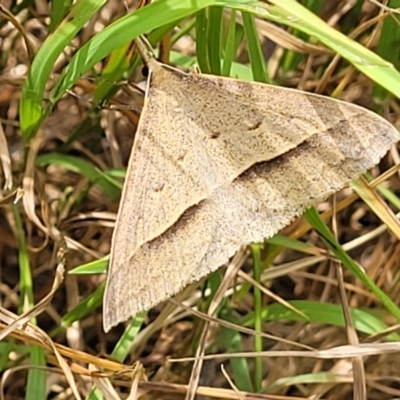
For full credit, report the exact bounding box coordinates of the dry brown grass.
[1,1,400,399]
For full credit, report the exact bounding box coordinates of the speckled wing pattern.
[103,60,399,332]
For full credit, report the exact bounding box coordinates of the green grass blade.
[49,0,73,32]
[207,7,223,74]
[219,308,253,392]
[35,153,120,200]
[196,9,211,73]
[250,243,263,391]
[221,9,237,76]
[51,0,224,101]
[304,208,400,323]
[26,347,46,400]
[20,0,107,140]
[264,0,400,98]
[12,206,46,399]
[242,12,268,83]
[86,315,145,400]
[54,285,105,334]
[243,300,400,341]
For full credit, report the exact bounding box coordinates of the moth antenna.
[135,35,162,73]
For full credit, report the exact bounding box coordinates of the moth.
[103,37,399,332]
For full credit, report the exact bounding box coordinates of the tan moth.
[103,37,399,332]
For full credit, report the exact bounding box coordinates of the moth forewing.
[103,37,399,332]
